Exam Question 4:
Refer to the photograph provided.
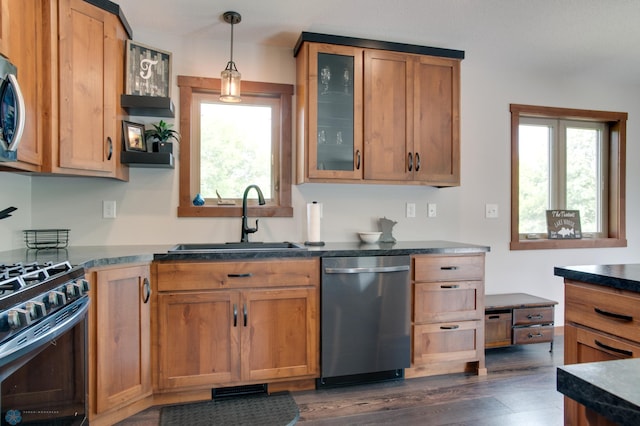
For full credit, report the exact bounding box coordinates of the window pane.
[200,103,272,199]
[519,124,550,233]
[566,127,599,232]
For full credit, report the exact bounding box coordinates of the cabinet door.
[413,55,460,186]
[94,265,151,414]
[306,43,363,180]
[157,291,241,390]
[2,0,43,169]
[241,287,318,382]
[364,49,413,181]
[58,0,118,175]
[564,324,638,426]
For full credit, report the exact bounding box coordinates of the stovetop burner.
[0,261,73,297]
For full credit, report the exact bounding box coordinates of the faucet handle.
[247,219,259,234]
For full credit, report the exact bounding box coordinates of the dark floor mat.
[160,392,299,426]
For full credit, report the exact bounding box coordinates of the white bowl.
[358,232,382,244]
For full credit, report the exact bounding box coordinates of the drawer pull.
[227,273,253,278]
[527,332,544,338]
[488,315,501,320]
[594,339,633,357]
[233,304,238,327]
[440,325,460,330]
[440,266,459,271]
[440,284,460,289]
[243,303,248,327]
[527,314,544,320]
[594,307,633,322]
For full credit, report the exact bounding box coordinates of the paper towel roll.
[306,202,322,244]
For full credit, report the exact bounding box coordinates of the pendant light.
[220,11,242,102]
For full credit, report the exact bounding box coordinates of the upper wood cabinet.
[295,32,463,187]
[0,0,44,170]
[1,0,130,180]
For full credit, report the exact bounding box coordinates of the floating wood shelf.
[121,151,174,168]
[121,95,175,117]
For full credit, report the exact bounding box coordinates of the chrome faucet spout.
[241,185,266,242]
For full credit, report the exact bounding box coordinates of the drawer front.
[513,325,554,345]
[413,254,484,282]
[513,306,554,326]
[412,320,482,365]
[485,312,512,348]
[565,281,640,343]
[156,258,320,291]
[414,281,483,323]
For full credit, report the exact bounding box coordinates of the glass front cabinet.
[295,33,464,186]
[299,43,364,180]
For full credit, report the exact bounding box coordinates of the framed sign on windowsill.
[125,40,172,98]
[546,210,582,239]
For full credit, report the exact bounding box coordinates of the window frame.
[177,76,294,218]
[510,104,627,250]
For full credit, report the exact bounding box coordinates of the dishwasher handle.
[324,265,410,274]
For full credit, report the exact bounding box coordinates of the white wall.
[1,24,639,326]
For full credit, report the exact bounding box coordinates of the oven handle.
[0,297,89,369]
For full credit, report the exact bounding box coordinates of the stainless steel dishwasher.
[319,255,411,387]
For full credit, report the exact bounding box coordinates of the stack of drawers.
[408,253,486,377]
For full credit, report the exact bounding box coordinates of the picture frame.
[546,210,582,239]
[122,121,147,152]
[125,40,172,97]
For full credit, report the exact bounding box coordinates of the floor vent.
[212,383,268,399]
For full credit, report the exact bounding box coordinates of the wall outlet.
[485,203,498,218]
[427,203,437,218]
[406,202,416,218]
[103,200,116,219]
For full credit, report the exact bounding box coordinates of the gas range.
[0,261,87,351]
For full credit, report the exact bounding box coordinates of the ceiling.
[116,0,640,85]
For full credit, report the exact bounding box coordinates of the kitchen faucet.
[241,184,266,242]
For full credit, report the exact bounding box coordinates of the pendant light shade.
[220,11,241,102]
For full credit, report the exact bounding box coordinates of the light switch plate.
[485,203,498,218]
[427,203,437,218]
[103,200,116,219]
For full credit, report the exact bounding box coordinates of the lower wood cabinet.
[564,280,640,426]
[153,258,320,393]
[407,253,486,378]
[88,263,151,423]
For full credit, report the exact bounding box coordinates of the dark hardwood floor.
[117,336,564,425]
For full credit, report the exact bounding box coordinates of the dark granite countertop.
[554,264,640,293]
[557,358,640,425]
[0,240,489,267]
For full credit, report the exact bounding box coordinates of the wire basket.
[23,229,70,249]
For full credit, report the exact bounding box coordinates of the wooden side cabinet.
[87,263,152,425]
[484,293,557,350]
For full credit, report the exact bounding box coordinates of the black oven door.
[0,297,88,426]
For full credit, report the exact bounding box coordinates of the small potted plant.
[145,120,180,154]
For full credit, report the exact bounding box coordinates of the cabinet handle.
[440,266,459,271]
[415,152,420,171]
[527,314,544,320]
[233,304,238,327]
[488,315,501,320]
[142,277,151,304]
[407,152,413,172]
[440,325,460,330]
[227,273,252,278]
[594,307,633,322]
[594,339,633,357]
[243,303,248,327]
[440,284,460,289]
[355,150,361,170]
[527,332,544,338]
[106,136,113,161]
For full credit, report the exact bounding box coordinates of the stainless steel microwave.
[0,54,25,162]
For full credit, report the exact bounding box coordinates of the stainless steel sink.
[168,242,308,253]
